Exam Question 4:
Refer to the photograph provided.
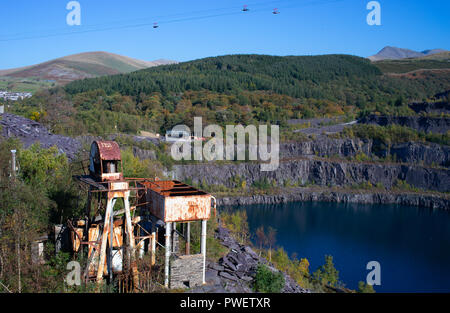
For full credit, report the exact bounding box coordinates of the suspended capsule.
[153,22,159,29]
[273,8,280,14]
[242,5,249,12]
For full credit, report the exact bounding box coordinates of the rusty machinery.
[72,141,146,290]
[72,141,216,291]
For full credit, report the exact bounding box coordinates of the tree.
[267,227,277,262]
[358,281,375,293]
[121,148,164,179]
[255,226,266,254]
[313,255,340,287]
[0,139,54,292]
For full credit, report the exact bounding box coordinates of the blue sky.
[0,0,449,69]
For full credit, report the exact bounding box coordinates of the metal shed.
[139,180,212,222]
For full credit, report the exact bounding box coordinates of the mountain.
[0,52,177,84]
[369,46,448,61]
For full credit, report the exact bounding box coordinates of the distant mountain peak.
[369,46,449,61]
[369,46,423,61]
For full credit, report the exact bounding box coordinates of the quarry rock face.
[217,188,450,210]
[280,137,372,159]
[281,137,449,167]
[172,159,450,193]
[360,114,450,134]
[390,142,449,167]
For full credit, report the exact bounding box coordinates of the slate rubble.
[190,226,310,293]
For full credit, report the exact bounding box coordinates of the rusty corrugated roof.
[95,141,121,160]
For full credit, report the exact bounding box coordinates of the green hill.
[66,54,384,100]
[65,53,450,110]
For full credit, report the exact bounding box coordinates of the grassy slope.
[0,51,159,86]
[374,52,450,73]
[0,76,55,93]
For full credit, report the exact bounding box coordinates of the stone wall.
[170,254,204,289]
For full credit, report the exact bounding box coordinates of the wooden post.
[96,198,113,286]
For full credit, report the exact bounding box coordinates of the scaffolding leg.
[124,193,139,290]
[164,222,172,288]
[201,220,207,285]
[96,198,113,286]
[151,225,156,266]
[185,222,190,255]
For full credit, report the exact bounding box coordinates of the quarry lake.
[225,202,450,292]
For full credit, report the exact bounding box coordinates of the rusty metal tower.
[71,140,216,291]
[73,141,147,290]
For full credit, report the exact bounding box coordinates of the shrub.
[252,177,272,190]
[253,264,285,293]
[121,148,164,178]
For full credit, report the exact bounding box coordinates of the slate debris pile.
[0,113,82,160]
[191,225,309,293]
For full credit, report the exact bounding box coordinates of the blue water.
[225,202,450,292]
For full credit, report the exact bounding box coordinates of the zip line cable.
[0,0,297,40]
[0,0,345,43]
[2,0,299,38]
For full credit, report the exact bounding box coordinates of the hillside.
[8,53,449,137]
[65,54,384,99]
[369,46,448,61]
[373,52,450,74]
[0,51,177,85]
[65,53,450,106]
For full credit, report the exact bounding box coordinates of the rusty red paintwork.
[95,141,121,160]
[139,180,211,222]
[89,141,123,182]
